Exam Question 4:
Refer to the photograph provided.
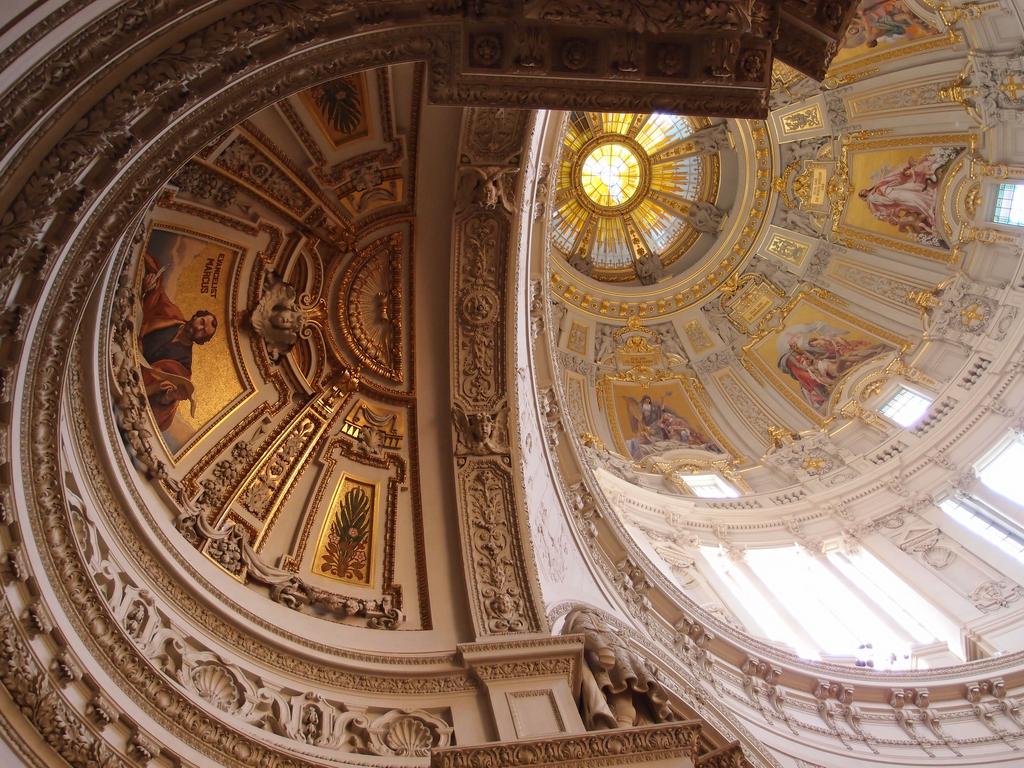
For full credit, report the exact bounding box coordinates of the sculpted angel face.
[270,307,303,331]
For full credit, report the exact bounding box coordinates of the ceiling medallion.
[552,112,721,284]
[575,137,649,213]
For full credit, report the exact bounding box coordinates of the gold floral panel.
[762,228,812,268]
[314,475,379,587]
[298,72,370,148]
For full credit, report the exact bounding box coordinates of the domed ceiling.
[8,1,1024,766]
[12,1,1024,767]
[551,112,726,283]
[521,0,1024,683]
[541,0,999,502]
[106,63,446,634]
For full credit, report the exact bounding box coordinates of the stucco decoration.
[563,607,676,729]
[249,271,311,363]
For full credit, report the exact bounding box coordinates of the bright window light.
[684,474,739,498]
[700,546,811,655]
[977,436,1024,507]
[832,547,961,662]
[879,386,931,427]
[993,182,1024,226]
[702,543,945,668]
[580,142,642,207]
[941,497,1024,562]
[746,547,871,654]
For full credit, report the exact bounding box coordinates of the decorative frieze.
[431,721,703,768]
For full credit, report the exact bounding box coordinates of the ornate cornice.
[430,721,703,768]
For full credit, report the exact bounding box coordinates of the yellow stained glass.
[600,112,633,136]
[580,143,641,208]
[635,113,693,154]
[554,110,716,281]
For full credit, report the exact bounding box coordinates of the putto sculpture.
[249,272,309,363]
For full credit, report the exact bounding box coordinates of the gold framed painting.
[132,223,252,459]
[743,291,910,423]
[598,375,737,461]
[834,134,972,260]
[827,1,953,79]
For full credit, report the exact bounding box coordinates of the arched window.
[681,474,739,498]
[878,385,931,427]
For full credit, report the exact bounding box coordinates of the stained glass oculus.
[552,111,720,282]
[581,143,642,208]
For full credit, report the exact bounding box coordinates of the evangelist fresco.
[135,227,246,454]
[831,0,943,70]
[845,144,963,249]
[604,379,724,460]
[299,73,369,147]
[746,295,901,418]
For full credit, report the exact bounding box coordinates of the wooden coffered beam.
[424,0,859,118]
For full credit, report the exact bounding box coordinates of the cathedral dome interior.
[4,2,1024,768]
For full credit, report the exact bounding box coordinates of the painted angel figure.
[250,272,308,363]
[624,394,721,459]
[843,0,933,50]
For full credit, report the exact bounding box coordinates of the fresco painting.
[831,0,943,68]
[750,300,896,415]
[606,379,723,460]
[845,144,962,249]
[135,227,245,454]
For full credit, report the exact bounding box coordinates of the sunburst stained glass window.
[635,113,693,155]
[580,143,642,208]
[551,111,721,282]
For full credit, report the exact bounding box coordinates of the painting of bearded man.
[139,252,219,434]
[139,252,219,431]
[129,227,245,454]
